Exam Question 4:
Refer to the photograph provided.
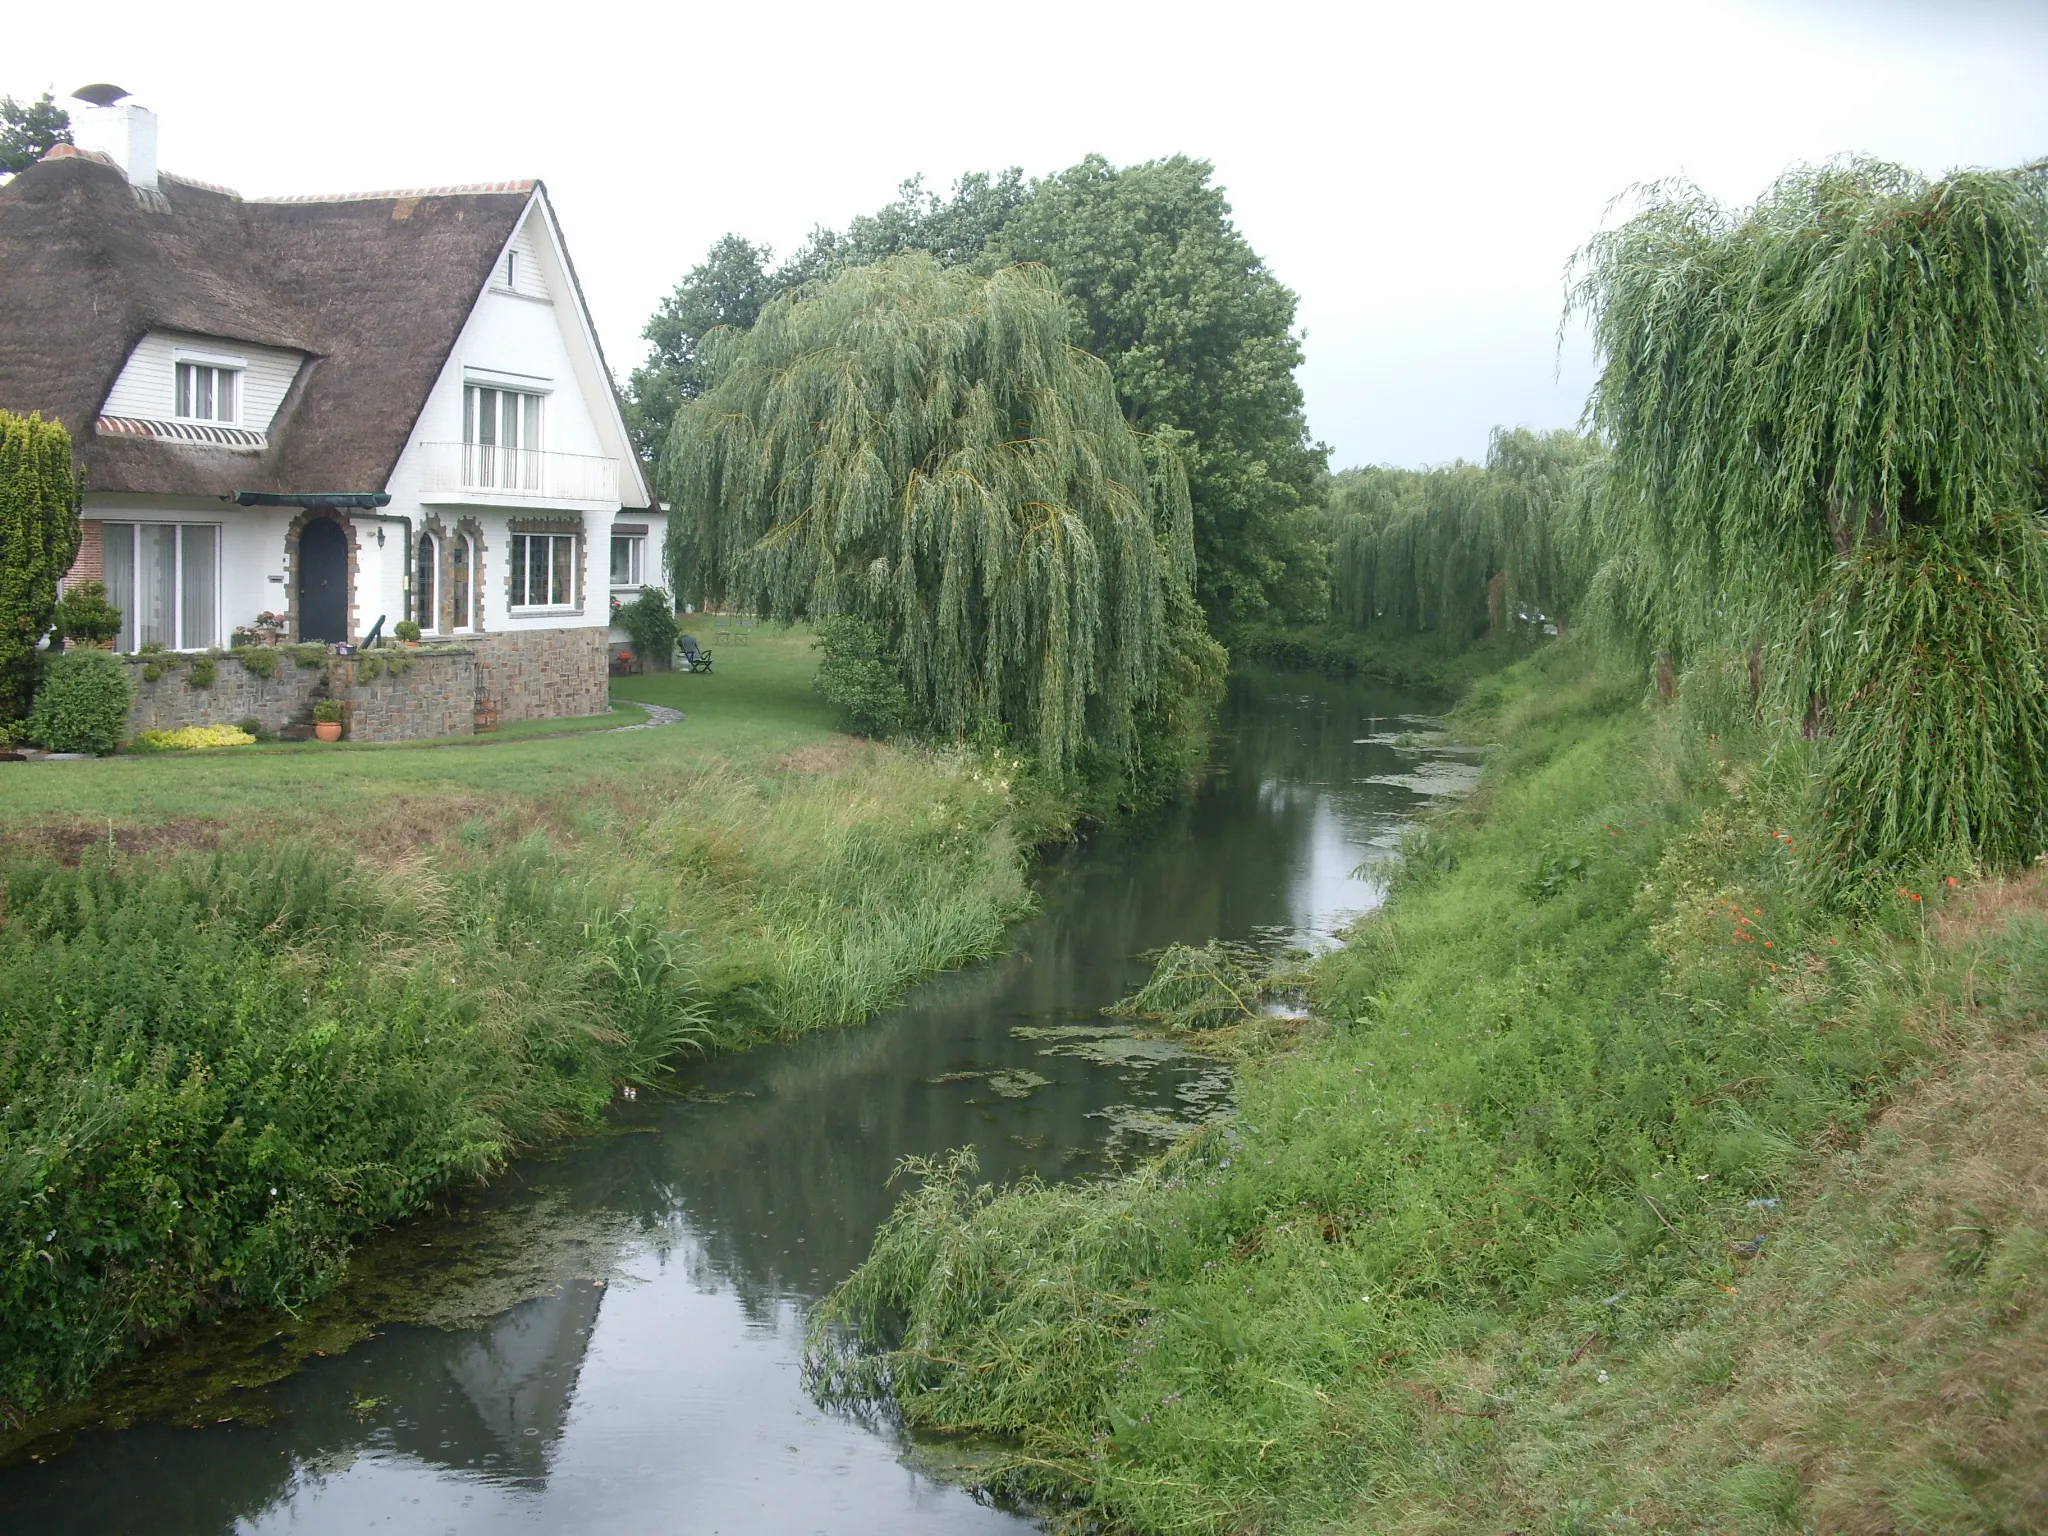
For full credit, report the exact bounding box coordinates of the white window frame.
[509,531,579,613]
[462,383,545,491]
[102,521,222,651]
[173,354,244,426]
[610,533,646,590]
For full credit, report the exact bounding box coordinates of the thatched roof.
[0,148,536,496]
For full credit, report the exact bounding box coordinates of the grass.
[0,626,1046,1432]
[810,639,2047,1535]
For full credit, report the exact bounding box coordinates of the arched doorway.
[297,517,349,642]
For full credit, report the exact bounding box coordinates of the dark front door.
[297,517,349,643]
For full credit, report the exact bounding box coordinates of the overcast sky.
[9,1,2045,469]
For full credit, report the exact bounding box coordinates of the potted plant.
[312,699,345,742]
[394,620,422,648]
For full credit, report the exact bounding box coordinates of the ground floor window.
[103,522,218,651]
[610,533,645,588]
[510,531,576,610]
[451,531,476,629]
[417,532,438,629]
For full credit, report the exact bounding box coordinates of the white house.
[0,90,665,726]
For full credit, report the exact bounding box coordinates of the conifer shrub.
[0,411,83,719]
[25,647,131,753]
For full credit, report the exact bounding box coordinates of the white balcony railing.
[415,442,620,504]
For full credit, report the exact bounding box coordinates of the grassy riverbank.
[0,631,1049,1429]
[1226,619,1532,694]
[814,640,2047,1534]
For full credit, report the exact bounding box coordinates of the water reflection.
[0,667,1469,1534]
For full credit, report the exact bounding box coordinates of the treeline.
[1323,426,1602,646]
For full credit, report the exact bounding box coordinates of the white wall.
[101,329,305,434]
[384,194,654,639]
[80,492,292,648]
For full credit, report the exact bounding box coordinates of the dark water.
[0,667,1474,1535]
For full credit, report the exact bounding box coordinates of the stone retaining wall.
[126,652,326,738]
[332,652,477,742]
[116,628,605,743]
[470,627,609,725]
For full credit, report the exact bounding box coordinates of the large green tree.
[1570,158,2048,871]
[0,91,69,176]
[636,157,1324,626]
[992,156,1327,625]
[778,169,1030,285]
[0,412,84,721]
[625,234,775,462]
[662,256,1216,780]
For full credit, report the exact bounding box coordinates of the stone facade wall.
[125,652,327,737]
[333,652,477,743]
[470,627,608,725]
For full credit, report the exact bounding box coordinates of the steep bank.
[0,634,1049,1430]
[814,640,2047,1534]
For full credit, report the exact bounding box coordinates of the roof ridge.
[162,171,242,198]
[255,180,536,204]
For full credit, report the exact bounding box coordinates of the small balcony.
[414,442,621,507]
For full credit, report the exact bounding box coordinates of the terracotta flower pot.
[314,722,343,743]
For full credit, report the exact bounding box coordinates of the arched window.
[451,532,474,630]
[417,533,438,631]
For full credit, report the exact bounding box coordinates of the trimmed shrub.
[813,616,910,737]
[53,580,122,647]
[26,648,132,753]
[237,646,277,679]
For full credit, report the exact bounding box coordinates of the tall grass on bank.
[809,641,2031,1534]
[0,743,1033,1429]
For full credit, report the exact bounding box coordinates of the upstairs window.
[463,384,542,491]
[610,533,645,588]
[175,361,240,424]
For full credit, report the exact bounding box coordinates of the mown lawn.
[0,627,834,833]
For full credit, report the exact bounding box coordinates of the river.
[0,665,1477,1535]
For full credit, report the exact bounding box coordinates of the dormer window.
[174,356,242,424]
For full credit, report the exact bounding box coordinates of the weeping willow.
[1325,429,1600,647]
[662,257,1203,776]
[1570,157,2048,871]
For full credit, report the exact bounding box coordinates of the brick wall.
[68,521,104,587]
[470,627,608,725]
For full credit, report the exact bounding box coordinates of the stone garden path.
[610,702,687,732]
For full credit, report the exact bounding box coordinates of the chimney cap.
[71,83,133,108]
